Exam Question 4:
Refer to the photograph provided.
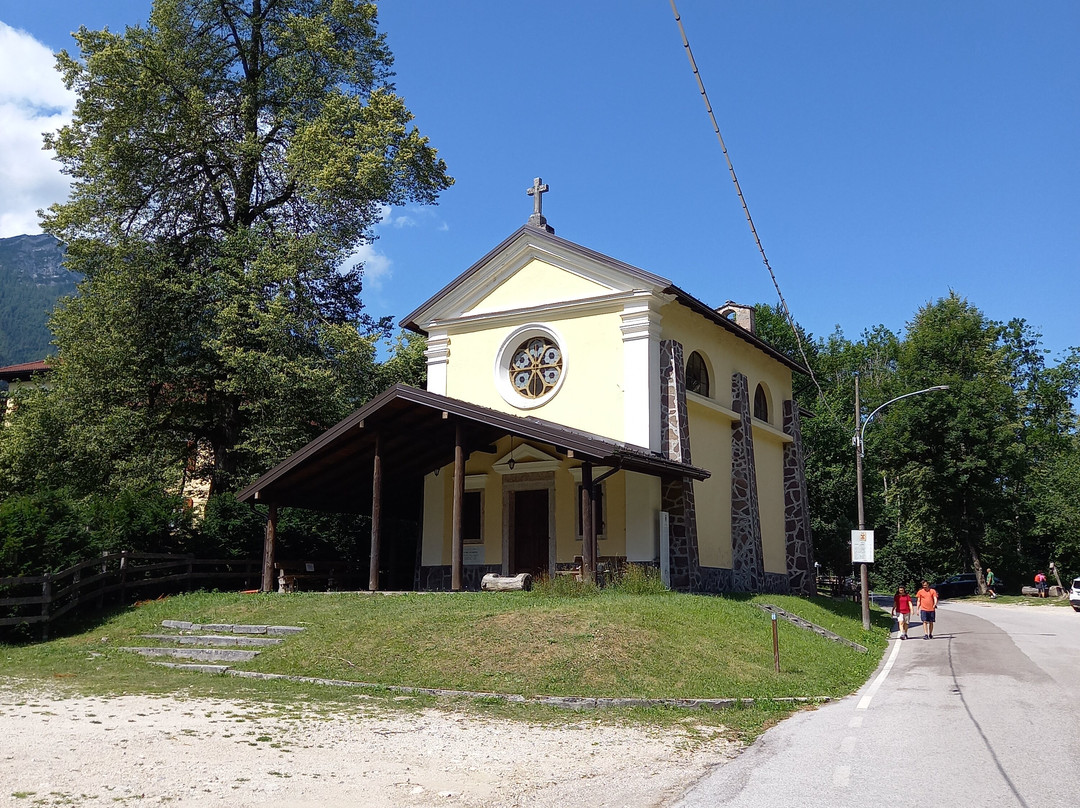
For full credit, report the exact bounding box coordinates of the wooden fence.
[816,575,860,601]
[0,551,261,639]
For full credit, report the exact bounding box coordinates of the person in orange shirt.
[916,580,939,639]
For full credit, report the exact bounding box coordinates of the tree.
[753,305,901,574]
[873,294,1025,586]
[33,0,451,495]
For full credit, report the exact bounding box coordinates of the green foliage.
[609,563,669,595]
[532,574,600,598]
[15,0,451,499]
[377,330,428,390]
[0,489,89,576]
[0,487,192,575]
[197,494,266,559]
[755,294,1080,590]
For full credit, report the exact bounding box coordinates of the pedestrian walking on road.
[1035,570,1048,598]
[985,568,997,599]
[892,586,914,639]
[916,580,939,639]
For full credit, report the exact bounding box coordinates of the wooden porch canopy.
[237,384,709,591]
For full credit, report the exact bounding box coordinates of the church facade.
[240,180,815,595]
[401,180,814,594]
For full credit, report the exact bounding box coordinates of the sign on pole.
[851,529,875,563]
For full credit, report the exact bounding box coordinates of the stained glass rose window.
[509,336,562,399]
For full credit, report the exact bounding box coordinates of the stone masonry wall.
[783,401,816,596]
[730,372,765,592]
[659,340,700,591]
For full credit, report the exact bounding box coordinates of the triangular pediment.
[402,226,672,332]
[492,442,562,475]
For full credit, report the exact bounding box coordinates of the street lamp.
[853,376,949,630]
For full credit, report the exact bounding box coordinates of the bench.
[275,561,336,593]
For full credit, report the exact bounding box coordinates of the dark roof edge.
[0,359,52,382]
[399,225,808,376]
[664,285,809,376]
[237,384,710,503]
[400,224,672,334]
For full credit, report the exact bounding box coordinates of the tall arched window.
[753,383,769,422]
[685,351,709,397]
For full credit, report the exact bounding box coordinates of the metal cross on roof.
[526,177,554,233]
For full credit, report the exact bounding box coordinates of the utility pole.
[853,380,949,632]
[855,374,870,630]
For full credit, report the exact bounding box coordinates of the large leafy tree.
[755,295,1080,588]
[21,0,451,495]
[873,294,1025,584]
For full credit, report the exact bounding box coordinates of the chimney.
[717,301,755,334]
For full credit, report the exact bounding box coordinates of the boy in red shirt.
[916,581,939,639]
[892,586,914,639]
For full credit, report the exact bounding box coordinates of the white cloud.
[344,243,393,292]
[0,22,75,237]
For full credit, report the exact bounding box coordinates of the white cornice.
[410,231,669,331]
[429,290,656,333]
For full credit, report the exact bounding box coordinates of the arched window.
[753,383,769,422]
[685,351,709,397]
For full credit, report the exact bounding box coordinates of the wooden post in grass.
[261,505,277,593]
[771,611,780,672]
[581,461,595,584]
[369,433,382,592]
[451,422,465,592]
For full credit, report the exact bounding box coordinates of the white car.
[1070,577,1080,612]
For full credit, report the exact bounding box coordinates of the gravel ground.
[0,686,737,807]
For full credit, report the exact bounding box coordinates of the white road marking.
[833,765,851,787]
[849,716,864,728]
[857,636,903,710]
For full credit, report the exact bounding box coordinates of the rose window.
[510,337,562,399]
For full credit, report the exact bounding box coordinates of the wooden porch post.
[451,422,465,591]
[261,503,277,593]
[581,461,595,584]
[369,433,382,591]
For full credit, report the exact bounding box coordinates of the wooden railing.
[0,551,261,639]
[816,575,860,601]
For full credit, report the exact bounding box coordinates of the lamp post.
[854,377,949,630]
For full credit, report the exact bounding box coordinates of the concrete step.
[161,620,304,635]
[120,646,260,663]
[151,662,233,674]
[140,634,283,647]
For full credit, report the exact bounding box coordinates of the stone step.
[151,662,233,674]
[120,646,260,663]
[140,634,283,647]
[161,620,304,635]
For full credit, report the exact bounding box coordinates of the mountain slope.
[0,234,78,366]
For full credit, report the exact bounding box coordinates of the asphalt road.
[672,600,1080,808]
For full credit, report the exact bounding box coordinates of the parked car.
[933,573,979,599]
[1069,577,1080,612]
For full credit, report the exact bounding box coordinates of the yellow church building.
[239,179,815,595]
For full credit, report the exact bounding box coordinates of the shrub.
[0,488,93,575]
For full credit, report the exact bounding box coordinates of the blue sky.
[1,1,1077,363]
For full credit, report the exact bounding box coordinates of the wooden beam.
[581,461,595,584]
[451,422,465,591]
[369,432,382,591]
[261,504,277,593]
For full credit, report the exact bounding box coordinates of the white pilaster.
[425,330,450,395]
[620,299,661,452]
